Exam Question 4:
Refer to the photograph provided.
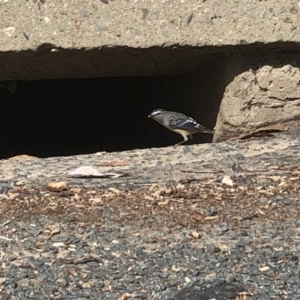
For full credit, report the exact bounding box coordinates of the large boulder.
[213,64,300,142]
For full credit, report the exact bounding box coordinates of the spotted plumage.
[148,108,214,146]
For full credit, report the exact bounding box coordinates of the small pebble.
[206,206,217,216]
[221,222,229,233]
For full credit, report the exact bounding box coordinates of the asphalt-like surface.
[0,131,300,299]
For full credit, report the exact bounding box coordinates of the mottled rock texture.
[0,0,300,80]
[1,0,300,50]
[213,64,300,142]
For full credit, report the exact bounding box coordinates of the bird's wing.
[170,117,214,134]
[169,117,203,131]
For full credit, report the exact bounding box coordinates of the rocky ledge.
[0,131,299,299]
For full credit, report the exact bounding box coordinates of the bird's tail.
[196,124,214,134]
[204,128,214,134]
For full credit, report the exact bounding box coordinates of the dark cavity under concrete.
[0,70,220,158]
[1,43,300,158]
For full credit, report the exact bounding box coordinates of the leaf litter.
[68,166,130,178]
[1,166,300,231]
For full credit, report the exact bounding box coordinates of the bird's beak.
[148,114,152,118]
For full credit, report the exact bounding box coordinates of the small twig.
[181,169,224,174]
[0,235,13,241]
[227,125,287,141]
[237,291,253,300]
[0,220,11,227]
[65,255,101,265]
[182,166,300,175]
[241,213,258,221]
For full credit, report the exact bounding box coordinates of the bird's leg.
[174,135,189,146]
[174,140,185,146]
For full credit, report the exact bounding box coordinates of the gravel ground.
[0,131,300,299]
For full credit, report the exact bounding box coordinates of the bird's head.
[148,108,166,120]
